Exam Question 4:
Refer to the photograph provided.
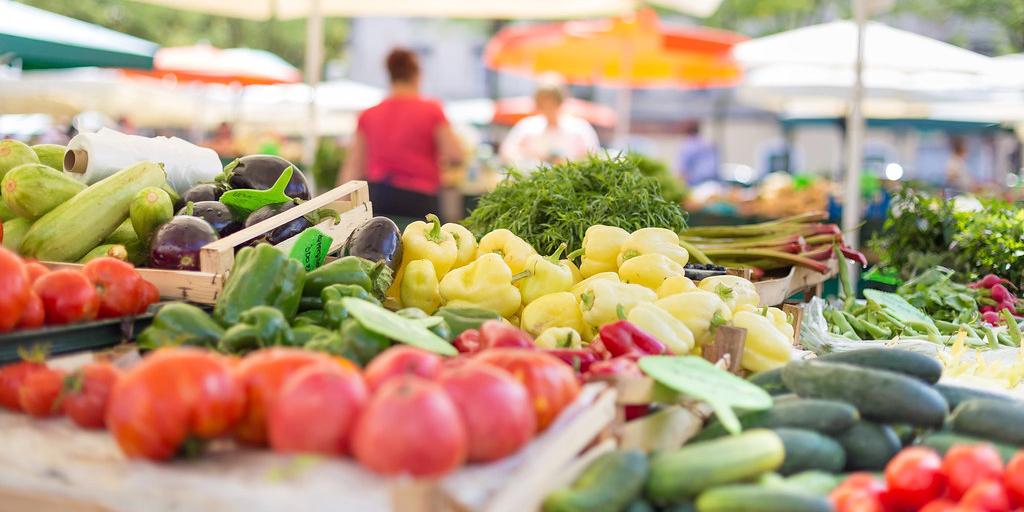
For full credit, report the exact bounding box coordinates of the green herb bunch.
[464,154,688,255]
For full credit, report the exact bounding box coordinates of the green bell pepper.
[339,318,391,366]
[321,284,380,328]
[304,256,380,298]
[214,244,306,325]
[292,324,333,346]
[293,309,325,327]
[299,296,323,312]
[137,303,223,349]
[436,306,502,336]
[304,331,358,361]
[396,308,453,341]
[218,306,295,354]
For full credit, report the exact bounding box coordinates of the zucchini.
[694,399,859,441]
[781,361,948,427]
[834,421,901,471]
[543,449,648,512]
[663,503,696,512]
[20,162,167,261]
[818,348,942,384]
[890,424,919,447]
[646,429,784,503]
[77,244,128,264]
[773,428,846,475]
[784,471,842,496]
[31,143,65,171]
[0,201,15,221]
[625,500,656,512]
[935,383,1019,410]
[749,368,789,395]
[917,432,1020,463]
[103,219,139,246]
[950,398,1024,445]
[1,163,85,219]
[130,186,173,243]
[695,485,832,512]
[2,217,31,252]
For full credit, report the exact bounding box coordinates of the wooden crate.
[45,181,372,305]
[754,258,837,307]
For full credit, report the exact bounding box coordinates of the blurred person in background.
[116,116,136,135]
[676,119,719,186]
[340,47,463,219]
[499,76,599,173]
[945,135,973,193]
[207,122,239,159]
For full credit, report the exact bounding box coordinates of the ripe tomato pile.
[833,444,1024,512]
[0,247,159,332]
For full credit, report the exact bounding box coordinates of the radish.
[971,274,1012,289]
[981,305,996,314]
[991,284,1013,304]
[982,311,1002,325]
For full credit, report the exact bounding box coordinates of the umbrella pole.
[302,0,324,194]
[614,87,632,149]
[842,0,868,288]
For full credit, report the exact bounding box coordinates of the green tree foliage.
[16,0,348,68]
[893,0,1023,54]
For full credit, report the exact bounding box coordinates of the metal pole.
[302,0,323,191]
[842,0,868,288]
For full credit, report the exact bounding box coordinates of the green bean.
[831,310,859,339]
[1002,310,1022,347]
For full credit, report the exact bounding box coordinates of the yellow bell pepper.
[521,292,585,337]
[534,327,583,349]
[766,307,795,340]
[618,253,686,290]
[565,257,583,284]
[579,279,656,331]
[439,253,521,318]
[477,229,536,274]
[656,275,697,298]
[617,227,689,268]
[516,243,576,305]
[570,272,619,302]
[441,223,477,269]
[627,302,695,355]
[698,275,760,311]
[400,214,458,277]
[579,225,629,278]
[400,259,442,314]
[732,310,792,372]
[655,290,732,346]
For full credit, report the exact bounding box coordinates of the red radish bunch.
[973,274,1021,325]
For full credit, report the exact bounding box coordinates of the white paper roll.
[65,128,222,195]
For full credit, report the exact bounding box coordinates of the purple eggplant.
[244,201,310,246]
[222,155,310,200]
[343,217,403,271]
[182,183,226,204]
[177,201,241,237]
[149,216,219,270]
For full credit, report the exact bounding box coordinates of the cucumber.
[646,429,784,503]
[834,421,901,471]
[818,348,942,384]
[949,398,1024,445]
[917,432,1020,463]
[1,163,85,219]
[749,368,789,395]
[0,201,15,221]
[103,219,139,245]
[890,424,919,447]
[781,361,948,427]
[2,217,31,252]
[20,162,167,262]
[663,503,696,512]
[693,399,859,441]
[935,383,1019,410]
[773,428,846,475]
[625,500,656,512]
[129,186,173,243]
[695,485,832,512]
[77,244,128,264]
[31,143,65,171]
[543,450,648,512]
[784,471,842,496]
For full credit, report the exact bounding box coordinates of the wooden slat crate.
[44,180,373,305]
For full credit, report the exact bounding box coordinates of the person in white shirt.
[499,78,600,173]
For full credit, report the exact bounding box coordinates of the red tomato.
[363,345,443,391]
[441,362,536,462]
[942,444,1004,499]
[233,348,337,445]
[353,375,467,477]
[831,473,888,512]
[136,279,160,314]
[18,367,66,418]
[918,499,958,512]
[106,348,244,460]
[473,349,581,430]
[0,247,30,332]
[0,360,46,410]
[23,261,49,284]
[268,361,368,456]
[885,447,947,512]
[82,257,143,319]
[62,363,121,429]
[15,292,44,329]
[33,269,99,324]
[960,479,1012,512]
[1003,452,1024,504]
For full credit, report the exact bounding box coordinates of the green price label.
[289,227,333,271]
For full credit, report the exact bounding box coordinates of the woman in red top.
[340,48,463,219]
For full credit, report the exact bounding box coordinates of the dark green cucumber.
[773,428,846,476]
[749,368,789,395]
[695,485,832,512]
[890,424,920,447]
[950,398,1024,445]
[818,348,943,384]
[834,421,901,471]
[646,429,784,503]
[935,383,1019,410]
[918,432,1020,463]
[543,450,648,512]
[781,361,948,427]
[663,503,696,512]
[625,500,656,512]
[694,399,859,441]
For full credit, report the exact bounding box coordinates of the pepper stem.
[616,304,627,321]
[709,311,728,333]
[510,270,532,283]
[183,201,195,216]
[547,243,568,262]
[566,248,585,262]
[424,214,444,243]
[580,290,595,311]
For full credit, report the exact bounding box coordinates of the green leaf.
[341,298,457,356]
[863,289,936,329]
[638,355,773,435]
